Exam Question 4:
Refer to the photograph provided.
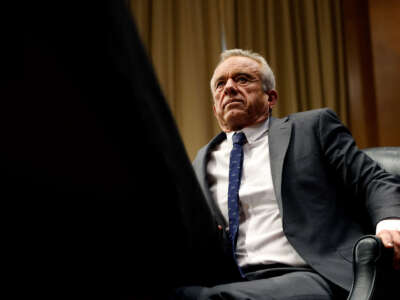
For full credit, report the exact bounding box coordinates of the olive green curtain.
[129,0,348,160]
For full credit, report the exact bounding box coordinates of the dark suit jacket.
[192,108,400,290]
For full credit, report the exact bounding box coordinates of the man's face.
[211,56,273,132]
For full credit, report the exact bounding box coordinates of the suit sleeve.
[317,108,400,227]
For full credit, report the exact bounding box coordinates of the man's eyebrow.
[214,72,254,83]
[235,72,254,78]
[214,75,226,84]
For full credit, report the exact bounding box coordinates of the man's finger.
[391,230,400,270]
[377,229,395,248]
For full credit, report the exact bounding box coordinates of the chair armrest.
[347,235,397,300]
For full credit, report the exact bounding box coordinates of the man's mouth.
[223,99,244,109]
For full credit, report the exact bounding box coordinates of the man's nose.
[224,78,238,95]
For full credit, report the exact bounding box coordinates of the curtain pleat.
[130,0,222,159]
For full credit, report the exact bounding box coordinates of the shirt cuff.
[376,219,400,235]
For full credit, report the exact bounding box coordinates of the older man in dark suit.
[174,49,400,299]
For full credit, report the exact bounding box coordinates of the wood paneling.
[342,0,378,148]
[343,0,400,148]
[369,0,400,146]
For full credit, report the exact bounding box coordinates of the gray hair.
[210,49,275,93]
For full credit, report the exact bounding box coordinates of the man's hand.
[377,229,400,270]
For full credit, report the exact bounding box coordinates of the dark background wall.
[344,0,400,148]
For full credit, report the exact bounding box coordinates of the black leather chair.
[347,147,400,300]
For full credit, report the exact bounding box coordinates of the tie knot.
[232,132,247,145]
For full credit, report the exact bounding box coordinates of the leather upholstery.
[347,147,400,300]
[362,147,400,174]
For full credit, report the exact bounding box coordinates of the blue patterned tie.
[228,132,247,274]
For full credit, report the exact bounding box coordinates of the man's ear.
[266,89,278,108]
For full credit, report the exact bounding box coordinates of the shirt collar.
[226,117,270,145]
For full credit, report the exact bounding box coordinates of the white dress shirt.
[207,119,307,268]
[207,118,399,269]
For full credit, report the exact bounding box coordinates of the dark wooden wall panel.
[343,0,400,148]
[342,0,378,149]
[369,0,400,146]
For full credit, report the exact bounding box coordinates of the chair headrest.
[362,147,400,175]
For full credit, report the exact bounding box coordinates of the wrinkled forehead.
[212,56,262,84]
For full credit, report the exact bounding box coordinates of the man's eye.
[216,81,225,89]
[237,76,248,83]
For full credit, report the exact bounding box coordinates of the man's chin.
[224,113,247,132]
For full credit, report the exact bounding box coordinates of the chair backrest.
[362,147,400,175]
[348,147,400,300]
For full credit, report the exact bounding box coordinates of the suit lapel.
[269,116,292,217]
